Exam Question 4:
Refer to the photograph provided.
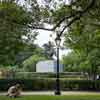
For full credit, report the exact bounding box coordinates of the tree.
[8,0,99,37]
[62,51,90,72]
[0,1,37,65]
[64,19,100,80]
[1,0,100,68]
[17,0,100,77]
[8,45,49,72]
[22,46,47,72]
[22,55,46,72]
[62,51,92,75]
[26,0,100,37]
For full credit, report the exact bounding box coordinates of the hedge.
[13,72,87,79]
[0,79,100,91]
[0,79,55,91]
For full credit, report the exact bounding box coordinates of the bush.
[0,79,55,91]
[13,72,87,80]
[0,79,100,91]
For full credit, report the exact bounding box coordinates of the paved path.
[0,91,100,96]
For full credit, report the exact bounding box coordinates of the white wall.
[36,60,63,73]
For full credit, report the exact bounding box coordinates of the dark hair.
[15,84,21,89]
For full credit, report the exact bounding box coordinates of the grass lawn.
[0,95,100,100]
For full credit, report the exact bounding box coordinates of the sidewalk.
[0,91,100,95]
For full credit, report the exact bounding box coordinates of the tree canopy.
[0,1,37,65]
[0,0,100,71]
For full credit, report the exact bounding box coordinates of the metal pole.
[55,46,61,95]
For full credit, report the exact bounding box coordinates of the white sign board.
[36,60,63,73]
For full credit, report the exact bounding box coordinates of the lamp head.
[55,37,61,47]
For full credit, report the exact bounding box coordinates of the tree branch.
[58,16,81,37]
[52,14,75,30]
[58,0,95,37]
[30,0,95,33]
[29,25,53,31]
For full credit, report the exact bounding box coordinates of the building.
[36,60,63,73]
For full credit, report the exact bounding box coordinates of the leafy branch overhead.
[2,0,97,36]
[0,0,100,66]
[29,0,96,36]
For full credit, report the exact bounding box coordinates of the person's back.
[7,84,21,98]
[7,85,17,97]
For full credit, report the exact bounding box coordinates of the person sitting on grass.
[7,84,22,98]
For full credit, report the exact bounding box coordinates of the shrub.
[13,72,87,80]
[0,79,100,91]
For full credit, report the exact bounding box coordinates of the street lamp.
[55,36,61,95]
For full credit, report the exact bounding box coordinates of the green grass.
[0,95,100,100]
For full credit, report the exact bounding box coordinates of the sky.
[34,30,71,59]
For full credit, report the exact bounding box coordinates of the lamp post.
[55,36,61,95]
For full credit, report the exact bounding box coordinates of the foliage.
[1,79,100,91]
[19,45,49,72]
[0,0,100,74]
[11,72,87,79]
[22,55,46,72]
[21,0,100,79]
[62,51,92,73]
[62,0,100,80]
[0,1,37,65]
[64,19,100,79]
[23,0,100,37]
